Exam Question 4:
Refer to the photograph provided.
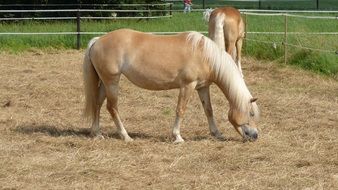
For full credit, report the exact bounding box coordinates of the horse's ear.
[250,98,258,103]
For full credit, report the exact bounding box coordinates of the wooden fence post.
[147,5,150,17]
[169,3,172,16]
[316,0,319,10]
[76,0,81,50]
[284,14,288,64]
[76,9,81,50]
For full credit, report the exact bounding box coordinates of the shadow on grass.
[13,124,242,142]
[13,124,91,138]
[13,124,160,141]
[192,135,241,142]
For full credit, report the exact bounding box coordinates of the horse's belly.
[122,66,181,90]
[125,74,180,90]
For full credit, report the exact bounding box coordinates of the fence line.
[2,31,338,35]
[0,16,172,21]
[1,9,336,21]
[243,12,338,19]
[0,31,206,35]
[2,8,338,14]
[0,17,77,21]
[1,2,337,10]
[243,12,284,16]
[0,3,171,7]
[248,32,338,35]
[240,9,338,13]
[245,38,280,45]
[0,8,173,21]
[285,14,338,20]
[1,8,337,54]
[246,38,337,54]
[0,9,174,13]
[285,43,337,53]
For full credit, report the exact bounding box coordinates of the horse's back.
[94,29,190,58]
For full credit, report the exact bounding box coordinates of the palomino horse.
[204,7,245,76]
[83,29,259,143]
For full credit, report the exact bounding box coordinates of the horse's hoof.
[215,134,226,141]
[93,134,105,140]
[211,132,225,141]
[174,138,185,144]
[124,137,134,142]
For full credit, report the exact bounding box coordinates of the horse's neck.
[214,74,235,107]
[211,61,250,111]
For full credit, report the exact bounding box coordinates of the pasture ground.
[0,50,337,189]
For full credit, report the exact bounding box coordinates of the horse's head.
[228,98,259,141]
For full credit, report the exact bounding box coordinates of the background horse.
[203,7,245,77]
[83,29,259,143]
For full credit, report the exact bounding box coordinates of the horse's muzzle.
[241,125,258,141]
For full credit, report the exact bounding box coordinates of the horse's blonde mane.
[187,32,259,119]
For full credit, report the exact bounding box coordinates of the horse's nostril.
[244,130,250,136]
[252,132,258,140]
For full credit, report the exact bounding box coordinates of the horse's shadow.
[14,124,92,138]
[13,124,241,142]
[13,124,162,141]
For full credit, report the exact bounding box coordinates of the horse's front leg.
[172,82,197,143]
[197,86,225,140]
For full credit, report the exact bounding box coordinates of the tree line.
[0,0,167,18]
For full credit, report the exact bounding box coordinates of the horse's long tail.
[203,8,213,23]
[212,13,226,51]
[83,37,100,123]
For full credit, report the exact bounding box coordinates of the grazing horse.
[83,29,259,143]
[203,7,245,77]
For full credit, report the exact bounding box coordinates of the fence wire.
[244,11,338,56]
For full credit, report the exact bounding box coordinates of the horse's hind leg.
[105,75,133,142]
[227,39,243,77]
[91,83,106,138]
[236,37,244,77]
[225,39,237,63]
[197,86,224,140]
[224,27,243,76]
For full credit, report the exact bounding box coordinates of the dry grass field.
[0,50,337,189]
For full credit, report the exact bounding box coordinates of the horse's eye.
[250,112,254,117]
